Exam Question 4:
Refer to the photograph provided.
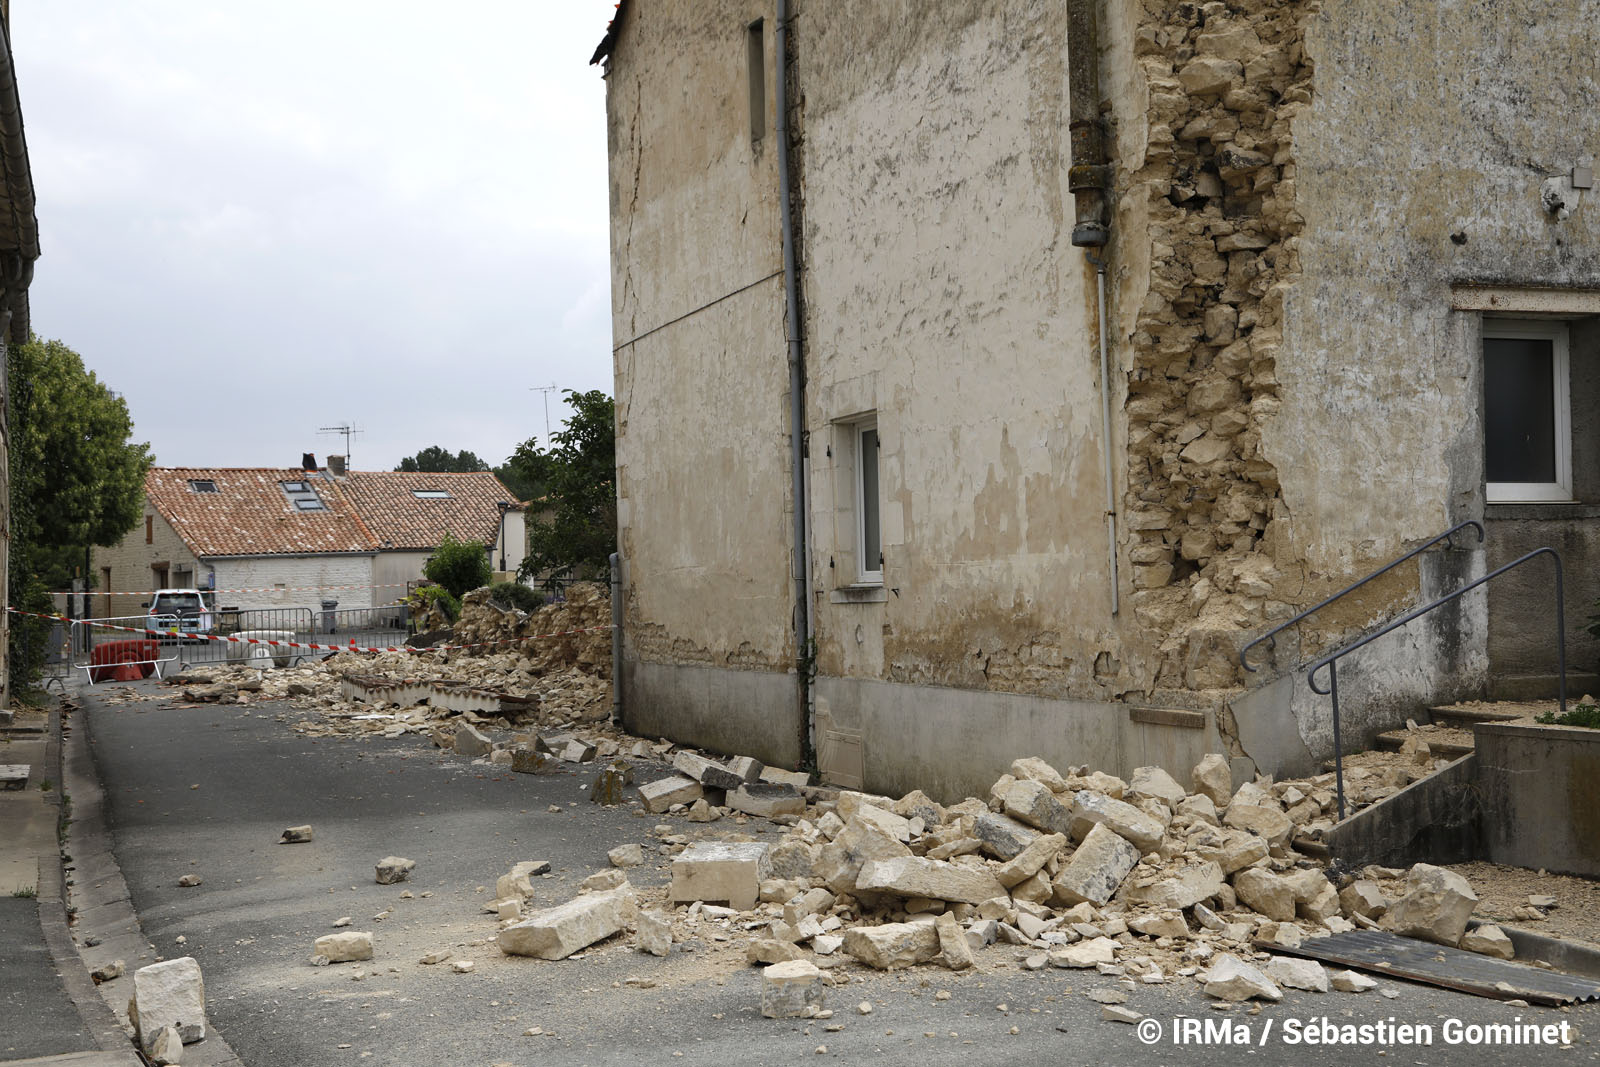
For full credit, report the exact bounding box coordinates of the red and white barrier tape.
[48,582,416,598]
[5,607,610,655]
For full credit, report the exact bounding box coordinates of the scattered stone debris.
[278,825,313,844]
[498,884,636,960]
[315,932,374,963]
[761,959,827,1018]
[608,843,645,868]
[176,875,202,888]
[90,959,125,984]
[375,857,415,885]
[128,957,206,1054]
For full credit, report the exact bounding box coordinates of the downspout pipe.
[1067,0,1109,247]
[609,551,623,725]
[776,0,813,752]
[1068,1,1118,614]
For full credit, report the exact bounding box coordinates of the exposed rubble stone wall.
[1119,0,1316,692]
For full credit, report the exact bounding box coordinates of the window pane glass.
[1485,337,1555,483]
[860,427,880,571]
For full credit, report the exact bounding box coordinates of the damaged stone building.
[593,0,1600,801]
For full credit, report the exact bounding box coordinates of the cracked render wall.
[605,0,804,768]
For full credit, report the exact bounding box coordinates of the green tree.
[517,390,615,585]
[395,446,490,473]
[8,336,152,687]
[493,435,555,504]
[422,531,492,599]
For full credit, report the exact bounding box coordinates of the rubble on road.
[278,825,313,844]
[315,932,374,963]
[375,856,415,885]
[128,957,206,1052]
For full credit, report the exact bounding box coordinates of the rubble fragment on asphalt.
[128,957,207,1052]
[375,856,415,885]
[278,825,313,844]
[315,932,374,963]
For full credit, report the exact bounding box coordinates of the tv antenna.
[318,422,364,466]
[529,384,560,441]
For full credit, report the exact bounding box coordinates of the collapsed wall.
[1116,0,1316,693]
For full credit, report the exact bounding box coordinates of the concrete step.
[1426,704,1524,728]
[1374,730,1474,759]
[0,764,31,790]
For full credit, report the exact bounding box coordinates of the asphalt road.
[80,685,1600,1067]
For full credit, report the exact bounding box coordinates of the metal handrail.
[1240,520,1485,673]
[1307,545,1564,822]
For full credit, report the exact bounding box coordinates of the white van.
[146,589,215,640]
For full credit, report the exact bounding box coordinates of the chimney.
[302,452,317,471]
[327,454,347,477]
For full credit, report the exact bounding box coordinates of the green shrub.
[1535,702,1600,729]
[487,581,544,613]
[423,532,491,600]
[408,585,461,624]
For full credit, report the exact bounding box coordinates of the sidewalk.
[0,702,140,1067]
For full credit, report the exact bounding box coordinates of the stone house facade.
[595,0,1600,800]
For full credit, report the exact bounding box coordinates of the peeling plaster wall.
[799,1,1119,707]
[605,1,804,758]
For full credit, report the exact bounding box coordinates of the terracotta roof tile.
[339,471,524,551]
[146,468,526,558]
[146,468,376,557]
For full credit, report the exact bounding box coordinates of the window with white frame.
[1483,319,1572,503]
[855,419,882,583]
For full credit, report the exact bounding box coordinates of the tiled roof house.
[90,464,527,613]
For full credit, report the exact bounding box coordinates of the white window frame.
[853,418,882,585]
[1483,318,1572,503]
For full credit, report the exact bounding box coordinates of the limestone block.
[636,910,672,957]
[1338,880,1388,919]
[851,803,912,843]
[1331,969,1378,992]
[1068,791,1166,852]
[1233,868,1297,922]
[146,1024,182,1065]
[496,860,551,901]
[1461,924,1514,960]
[783,887,836,925]
[1124,861,1224,910]
[510,745,549,774]
[1176,793,1219,825]
[1128,911,1189,939]
[1047,936,1118,968]
[454,723,492,757]
[728,783,806,818]
[608,843,644,868]
[1196,829,1268,874]
[129,957,206,1051]
[1265,956,1328,992]
[1222,803,1293,846]
[1004,779,1075,836]
[843,922,940,970]
[559,739,598,763]
[759,766,811,789]
[1052,823,1140,906]
[672,751,744,791]
[1009,757,1067,792]
[1382,864,1478,946]
[638,775,703,814]
[814,818,911,894]
[933,912,974,970]
[892,789,945,827]
[727,755,764,782]
[1202,954,1282,1001]
[768,840,816,881]
[669,841,771,910]
[855,856,1006,905]
[279,825,313,844]
[314,932,374,963]
[995,833,1067,888]
[749,938,806,964]
[581,869,627,892]
[374,857,415,885]
[761,959,826,1018]
[588,761,633,804]
[973,812,1039,861]
[497,885,636,960]
[1128,766,1187,810]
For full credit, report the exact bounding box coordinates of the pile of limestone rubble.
[478,750,1523,1008]
[167,583,614,736]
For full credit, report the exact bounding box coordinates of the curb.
[59,691,245,1067]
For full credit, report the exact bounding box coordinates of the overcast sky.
[13,3,616,472]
